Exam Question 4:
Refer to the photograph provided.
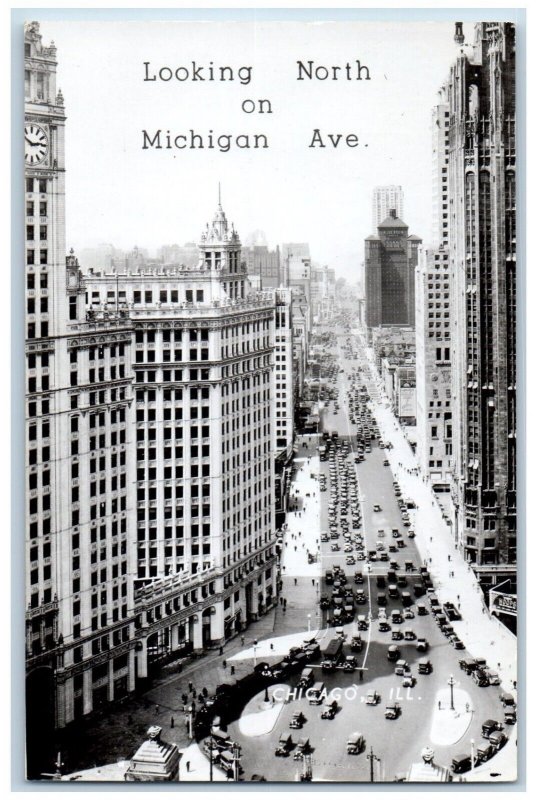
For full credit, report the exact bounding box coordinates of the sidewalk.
[356,330,517,694]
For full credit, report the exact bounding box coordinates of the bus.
[321,638,344,672]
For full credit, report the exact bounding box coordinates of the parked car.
[485,670,501,686]
[473,669,490,687]
[451,754,472,774]
[482,720,503,739]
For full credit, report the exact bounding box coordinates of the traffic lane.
[267,644,499,780]
[227,638,504,782]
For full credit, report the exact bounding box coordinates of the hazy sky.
[42,20,468,280]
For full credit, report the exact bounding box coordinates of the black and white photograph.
[21,11,521,784]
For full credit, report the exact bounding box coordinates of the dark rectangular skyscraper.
[364,209,421,329]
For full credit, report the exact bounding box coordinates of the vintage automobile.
[321,700,338,720]
[343,655,357,672]
[391,630,403,641]
[366,690,380,705]
[504,708,517,725]
[387,645,400,662]
[275,733,293,757]
[293,738,312,760]
[402,674,415,688]
[350,635,363,652]
[347,732,365,755]
[385,702,401,720]
[415,638,429,652]
[289,711,306,729]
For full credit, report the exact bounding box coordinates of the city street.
[58,321,516,784]
[225,326,510,782]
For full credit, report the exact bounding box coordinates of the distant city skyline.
[45,20,469,281]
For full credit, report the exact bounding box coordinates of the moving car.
[418,658,432,674]
[308,681,325,705]
[293,737,312,760]
[289,711,306,729]
[275,733,293,757]
[366,690,380,705]
[321,700,338,720]
[385,702,401,720]
[373,504,382,512]
[415,638,429,652]
[346,732,365,755]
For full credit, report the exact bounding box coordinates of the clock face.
[25,124,49,165]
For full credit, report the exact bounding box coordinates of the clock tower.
[24,20,69,339]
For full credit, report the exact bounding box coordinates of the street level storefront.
[489,579,517,635]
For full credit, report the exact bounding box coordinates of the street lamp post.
[187,705,194,740]
[253,642,258,669]
[367,746,380,783]
[209,728,214,783]
[448,674,456,711]
[470,738,475,774]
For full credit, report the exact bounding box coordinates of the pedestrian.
[294,546,297,551]
[438,700,441,710]
[171,716,175,728]
[185,761,190,773]
[294,578,298,585]
[284,598,287,607]
[448,554,451,562]
[222,659,227,669]
[219,645,224,655]
[312,579,315,586]
[155,704,160,715]
[230,665,235,675]
[182,693,188,706]
[359,669,364,682]
[188,681,193,693]
[465,703,469,714]
[270,643,274,650]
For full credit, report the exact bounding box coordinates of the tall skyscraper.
[447,23,516,584]
[364,210,421,329]
[372,185,404,232]
[415,103,453,487]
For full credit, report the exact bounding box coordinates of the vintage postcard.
[21,13,520,784]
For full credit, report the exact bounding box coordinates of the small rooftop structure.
[124,726,180,782]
